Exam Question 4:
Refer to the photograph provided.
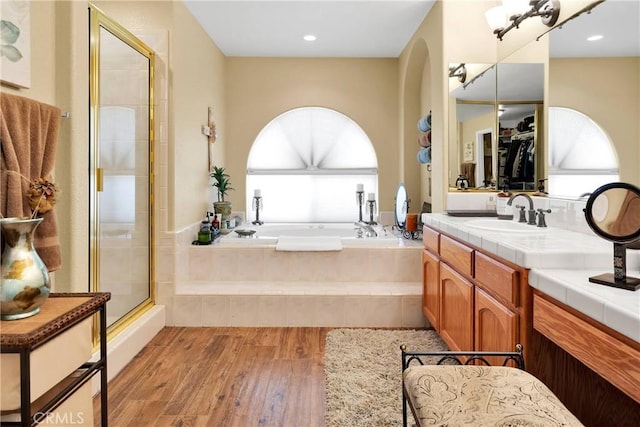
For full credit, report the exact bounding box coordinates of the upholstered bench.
[401,346,584,427]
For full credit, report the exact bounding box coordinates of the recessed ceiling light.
[303,34,317,42]
[587,35,604,42]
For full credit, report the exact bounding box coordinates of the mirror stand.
[584,182,640,292]
[589,242,640,291]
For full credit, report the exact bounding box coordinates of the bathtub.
[217,222,411,247]
[176,221,425,327]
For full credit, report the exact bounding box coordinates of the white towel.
[275,236,343,251]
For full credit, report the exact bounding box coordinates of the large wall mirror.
[449,63,496,189]
[546,0,638,198]
[449,0,638,197]
[448,62,543,191]
[496,62,543,191]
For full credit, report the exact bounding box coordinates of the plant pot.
[0,217,51,320]
[213,201,232,221]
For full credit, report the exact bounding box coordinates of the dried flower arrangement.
[1,172,59,219]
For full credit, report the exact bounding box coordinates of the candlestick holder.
[366,199,377,225]
[252,196,264,225]
[356,190,364,222]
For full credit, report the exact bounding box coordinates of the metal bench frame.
[400,344,525,427]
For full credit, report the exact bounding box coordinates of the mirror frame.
[394,183,409,228]
[584,182,640,244]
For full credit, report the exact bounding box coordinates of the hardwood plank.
[96,327,332,426]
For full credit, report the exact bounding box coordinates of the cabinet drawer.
[422,225,439,253]
[440,235,474,277]
[474,252,519,306]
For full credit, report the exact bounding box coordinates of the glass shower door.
[89,6,154,329]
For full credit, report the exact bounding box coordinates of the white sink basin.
[464,219,550,233]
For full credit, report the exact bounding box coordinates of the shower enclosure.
[88,5,154,333]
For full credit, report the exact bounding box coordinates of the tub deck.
[170,223,426,328]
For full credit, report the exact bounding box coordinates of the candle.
[254,189,261,197]
[368,192,375,201]
[357,184,364,192]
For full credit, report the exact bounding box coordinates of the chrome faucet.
[354,222,378,237]
[507,193,536,225]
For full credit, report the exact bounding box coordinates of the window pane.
[247,174,377,223]
[246,107,378,222]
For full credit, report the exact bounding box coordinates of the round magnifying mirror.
[584,182,640,291]
[394,183,409,229]
[584,182,640,243]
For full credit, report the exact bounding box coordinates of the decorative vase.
[213,201,232,221]
[0,217,51,320]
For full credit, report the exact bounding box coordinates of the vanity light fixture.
[485,0,561,40]
[448,63,467,83]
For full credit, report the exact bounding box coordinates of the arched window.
[548,107,618,198]
[246,107,378,222]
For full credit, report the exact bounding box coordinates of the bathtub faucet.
[354,222,377,238]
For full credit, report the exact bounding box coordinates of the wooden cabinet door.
[439,263,474,351]
[475,287,518,363]
[422,250,440,330]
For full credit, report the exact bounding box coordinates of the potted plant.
[210,166,234,222]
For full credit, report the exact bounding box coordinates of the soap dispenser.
[198,214,212,243]
[496,179,513,220]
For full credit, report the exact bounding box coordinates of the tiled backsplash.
[446,192,593,235]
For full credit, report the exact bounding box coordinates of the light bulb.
[485,6,508,31]
[503,0,529,20]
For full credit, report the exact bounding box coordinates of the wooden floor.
[94,327,332,427]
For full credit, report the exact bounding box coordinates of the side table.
[0,292,111,426]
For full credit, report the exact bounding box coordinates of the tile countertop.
[421,213,640,344]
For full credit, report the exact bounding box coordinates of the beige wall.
[224,57,399,212]
[1,1,225,291]
[549,57,640,186]
[398,1,444,213]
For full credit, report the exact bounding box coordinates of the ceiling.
[182,0,436,58]
[549,0,639,58]
[182,1,638,59]
[182,1,637,121]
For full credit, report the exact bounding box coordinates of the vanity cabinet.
[439,262,474,351]
[421,250,440,329]
[475,287,518,363]
[422,225,531,363]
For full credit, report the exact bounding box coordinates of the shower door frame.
[88,4,155,342]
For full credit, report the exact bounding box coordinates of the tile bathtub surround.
[172,293,425,328]
[170,224,425,327]
[186,246,422,283]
